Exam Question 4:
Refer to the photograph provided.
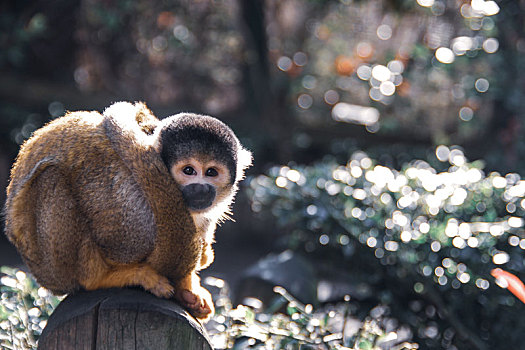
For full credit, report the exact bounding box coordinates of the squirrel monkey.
[4,102,252,321]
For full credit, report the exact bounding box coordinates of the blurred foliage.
[0,268,419,350]
[1,0,524,171]
[0,267,59,350]
[72,0,245,111]
[206,277,419,349]
[247,145,525,349]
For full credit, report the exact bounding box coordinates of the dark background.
[1,0,524,321]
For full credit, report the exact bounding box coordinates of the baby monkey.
[4,102,252,322]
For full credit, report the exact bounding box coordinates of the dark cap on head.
[159,113,239,183]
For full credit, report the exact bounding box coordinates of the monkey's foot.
[148,276,175,299]
[80,263,175,299]
[176,287,214,321]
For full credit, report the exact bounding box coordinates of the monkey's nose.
[190,183,212,195]
[182,183,216,211]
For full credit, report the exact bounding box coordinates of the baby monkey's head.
[158,113,251,213]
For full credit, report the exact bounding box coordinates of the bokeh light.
[297,94,313,109]
[332,103,380,126]
[377,24,392,41]
[459,106,474,121]
[417,0,435,8]
[435,47,455,64]
[483,38,499,53]
[278,56,293,72]
[371,65,391,82]
[475,78,489,92]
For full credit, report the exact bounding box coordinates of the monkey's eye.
[183,166,197,176]
[205,168,218,177]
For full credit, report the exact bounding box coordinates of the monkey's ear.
[236,146,253,182]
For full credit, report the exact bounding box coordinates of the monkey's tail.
[4,156,57,243]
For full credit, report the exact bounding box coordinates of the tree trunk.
[38,288,213,350]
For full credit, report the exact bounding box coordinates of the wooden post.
[38,288,213,350]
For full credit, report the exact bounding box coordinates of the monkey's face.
[170,157,232,212]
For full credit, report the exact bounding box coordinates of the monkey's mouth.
[186,198,214,211]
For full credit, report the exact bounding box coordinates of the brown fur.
[3,102,247,321]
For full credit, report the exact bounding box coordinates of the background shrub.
[247,146,525,349]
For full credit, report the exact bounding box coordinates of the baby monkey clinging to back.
[4,102,252,321]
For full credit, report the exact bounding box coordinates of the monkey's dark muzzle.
[182,183,216,211]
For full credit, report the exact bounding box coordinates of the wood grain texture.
[38,288,212,350]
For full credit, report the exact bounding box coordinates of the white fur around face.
[236,147,253,182]
[191,211,215,243]
[187,182,238,245]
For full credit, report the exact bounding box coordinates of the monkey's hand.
[175,273,215,322]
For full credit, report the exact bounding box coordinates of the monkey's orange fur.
[4,103,218,320]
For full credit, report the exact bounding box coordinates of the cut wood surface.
[38,288,213,350]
